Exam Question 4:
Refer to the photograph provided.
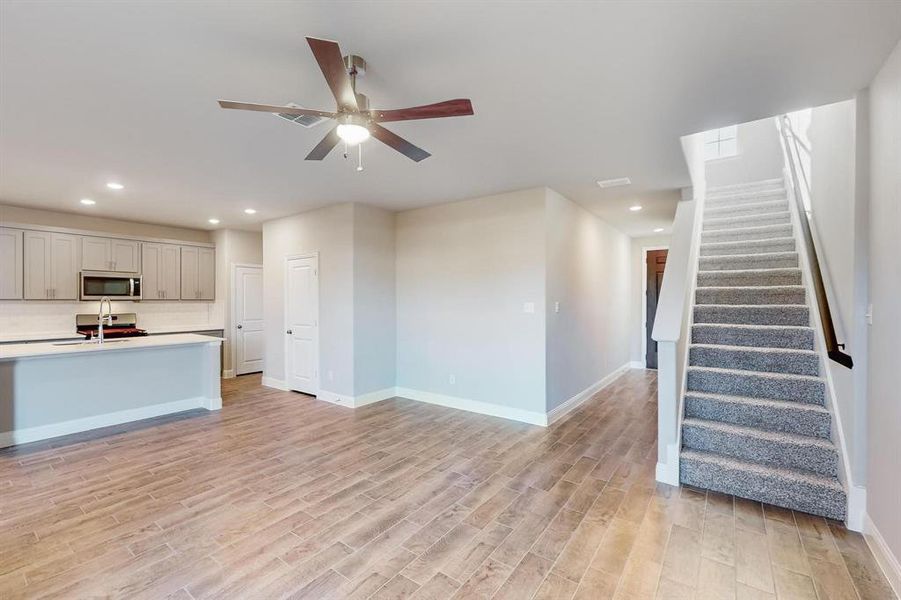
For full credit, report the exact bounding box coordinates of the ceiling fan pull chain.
[343,140,349,159]
[357,143,364,172]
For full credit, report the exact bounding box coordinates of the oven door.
[80,272,142,300]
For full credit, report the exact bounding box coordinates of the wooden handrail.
[778,115,853,369]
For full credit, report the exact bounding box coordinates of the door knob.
[237,324,243,329]
[286,329,293,335]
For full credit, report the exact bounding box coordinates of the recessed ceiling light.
[629,205,643,212]
[208,218,220,225]
[597,177,632,188]
[244,208,257,215]
[80,198,96,205]
[106,182,124,190]
[654,227,664,233]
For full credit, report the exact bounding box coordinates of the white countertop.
[0,331,85,343]
[149,324,225,334]
[0,333,222,361]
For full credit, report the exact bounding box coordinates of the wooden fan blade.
[305,126,341,160]
[218,100,336,119]
[370,124,431,162]
[372,99,474,123]
[306,37,358,113]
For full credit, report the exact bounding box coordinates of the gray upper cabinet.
[180,245,215,300]
[81,236,140,272]
[24,231,78,300]
[0,227,24,299]
[142,242,181,300]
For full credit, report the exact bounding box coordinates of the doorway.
[233,264,264,375]
[644,248,668,369]
[284,254,319,395]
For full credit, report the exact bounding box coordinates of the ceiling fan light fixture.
[336,123,370,146]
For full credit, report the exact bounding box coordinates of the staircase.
[678,177,846,521]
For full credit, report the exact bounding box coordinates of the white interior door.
[285,256,319,395]
[234,265,264,375]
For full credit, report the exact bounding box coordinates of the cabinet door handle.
[237,324,243,329]
[286,329,292,335]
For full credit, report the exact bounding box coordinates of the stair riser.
[696,287,806,305]
[707,188,786,202]
[702,225,794,243]
[705,201,789,219]
[693,305,810,326]
[697,270,802,287]
[688,369,824,404]
[699,253,799,271]
[692,325,814,350]
[690,346,819,376]
[680,457,845,520]
[704,213,791,232]
[682,424,837,476]
[685,395,831,438]
[700,239,796,257]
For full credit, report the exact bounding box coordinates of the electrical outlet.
[554,301,560,313]
[523,302,535,314]
[449,374,456,385]
[866,304,873,325]
[327,370,334,381]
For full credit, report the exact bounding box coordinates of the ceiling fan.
[218,36,474,166]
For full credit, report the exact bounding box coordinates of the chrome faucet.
[97,296,113,344]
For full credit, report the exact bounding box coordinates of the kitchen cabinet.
[81,236,140,272]
[142,243,181,300]
[180,246,215,300]
[23,231,79,299]
[0,227,24,299]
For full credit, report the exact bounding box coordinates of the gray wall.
[705,117,784,187]
[395,188,547,414]
[866,39,901,565]
[353,204,396,396]
[545,188,632,410]
[263,203,355,395]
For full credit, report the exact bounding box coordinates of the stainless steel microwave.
[80,271,142,300]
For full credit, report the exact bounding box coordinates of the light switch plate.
[523,302,535,314]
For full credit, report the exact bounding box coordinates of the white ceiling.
[1,1,899,237]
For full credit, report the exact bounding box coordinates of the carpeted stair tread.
[699,252,799,271]
[707,177,784,192]
[700,237,796,257]
[682,418,838,478]
[703,211,792,232]
[679,450,845,520]
[687,365,825,404]
[702,224,794,243]
[689,344,819,376]
[697,268,802,287]
[693,304,810,326]
[695,285,806,305]
[684,391,830,438]
[691,323,814,349]
[705,199,789,219]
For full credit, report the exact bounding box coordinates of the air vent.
[275,102,325,128]
[597,177,632,188]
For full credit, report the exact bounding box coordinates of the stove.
[75,312,148,340]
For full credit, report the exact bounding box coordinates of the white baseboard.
[261,376,288,391]
[0,396,217,448]
[395,387,547,426]
[846,485,866,532]
[546,363,631,425]
[317,390,354,407]
[864,513,901,597]
[353,387,398,408]
[629,361,645,369]
[655,442,681,486]
[222,369,235,379]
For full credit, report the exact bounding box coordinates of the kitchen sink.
[53,339,131,346]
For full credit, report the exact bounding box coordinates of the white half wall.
[545,188,632,411]
[395,188,547,416]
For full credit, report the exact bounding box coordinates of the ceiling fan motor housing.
[343,54,367,77]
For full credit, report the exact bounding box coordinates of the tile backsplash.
[0,300,224,337]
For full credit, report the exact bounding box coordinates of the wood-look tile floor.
[1,370,895,599]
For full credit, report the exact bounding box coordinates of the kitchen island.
[0,334,221,447]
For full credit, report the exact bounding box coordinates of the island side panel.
[0,341,221,447]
